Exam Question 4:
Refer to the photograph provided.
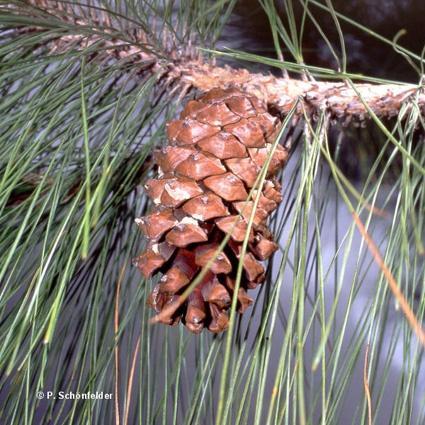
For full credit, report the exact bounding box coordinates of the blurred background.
[229,0,425,82]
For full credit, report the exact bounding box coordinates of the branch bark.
[173,62,425,121]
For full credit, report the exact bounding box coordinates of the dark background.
[229,0,425,82]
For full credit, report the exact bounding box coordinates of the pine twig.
[5,1,425,122]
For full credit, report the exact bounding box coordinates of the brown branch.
[8,1,425,121]
[175,63,425,121]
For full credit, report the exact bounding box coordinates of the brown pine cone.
[134,88,288,333]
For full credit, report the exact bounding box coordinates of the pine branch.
[1,2,424,424]
[174,63,425,121]
[4,1,424,122]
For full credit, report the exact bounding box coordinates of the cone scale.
[134,88,288,333]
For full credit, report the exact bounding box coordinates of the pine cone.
[134,88,288,333]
